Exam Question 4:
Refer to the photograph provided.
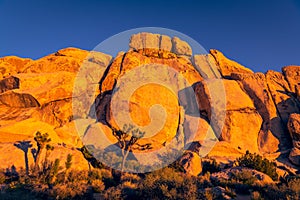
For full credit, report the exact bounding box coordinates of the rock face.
[0,76,19,93]
[0,32,299,173]
[0,91,40,108]
[129,33,192,56]
[287,113,300,165]
[210,49,253,77]
[0,47,112,170]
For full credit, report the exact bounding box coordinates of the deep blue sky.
[0,0,299,72]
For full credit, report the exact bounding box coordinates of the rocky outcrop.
[0,56,32,78]
[129,33,192,56]
[266,70,299,125]
[194,79,262,153]
[0,32,299,173]
[0,91,40,108]
[97,49,202,150]
[231,73,284,153]
[39,98,73,128]
[0,76,19,93]
[210,49,253,77]
[171,37,192,56]
[282,66,300,93]
[192,54,221,78]
[287,113,300,165]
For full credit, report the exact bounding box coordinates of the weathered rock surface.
[0,56,32,78]
[287,113,300,165]
[0,76,19,93]
[282,66,300,93]
[0,32,299,173]
[129,33,192,56]
[192,54,221,78]
[194,79,262,153]
[0,91,40,108]
[171,37,192,56]
[178,150,202,176]
[231,73,284,153]
[210,49,253,77]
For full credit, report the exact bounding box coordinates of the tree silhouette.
[112,124,151,171]
[34,131,51,170]
[14,140,32,175]
[43,144,54,171]
[64,154,73,182]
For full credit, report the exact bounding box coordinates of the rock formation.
[287,113,300,165]
[0,32,299,175]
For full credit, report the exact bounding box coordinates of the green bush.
[137,167,199,199]
[236,151,278,180]
[202,159,221,174]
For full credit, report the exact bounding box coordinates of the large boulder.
[129,32,161,51]
[171,37,192,56]
[97,49,203,150]
[231,72,284,153]
[38,98,73,128]
[194,79,262,153]
[192,54,221,79]
[178,150,202,176]
[282,66,300,93]
[129,33,192,56]
[210,49,253,77]
[0,91,40,108]
[266,70,299,125]
[287,113,300,165]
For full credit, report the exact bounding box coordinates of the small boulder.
[178,150,202,176]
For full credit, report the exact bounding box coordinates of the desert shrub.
[202,159,221,174]
[50,181,91,199]
[198,172,213,188]
[231,169,257,185]
[91,179,105,193]
[67,170,89,183]
[88,168,102,181]
[137,167,199,199]
[259,184,288,200]
[121,172,140,184]
[236,151,278,180]
[103,185,122,199]
[287,176,300,194]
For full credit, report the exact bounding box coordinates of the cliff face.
[0,33,299,173]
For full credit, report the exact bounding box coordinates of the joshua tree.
[14,140,32,175]
[64,154,73,182]
[65,153,73,170]
[34,131,51,170]
[43,144,54,171]
[112,124,151,172]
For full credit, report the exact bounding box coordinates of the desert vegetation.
[1,132,299,200]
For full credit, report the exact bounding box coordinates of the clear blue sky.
[0,0,299,72]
